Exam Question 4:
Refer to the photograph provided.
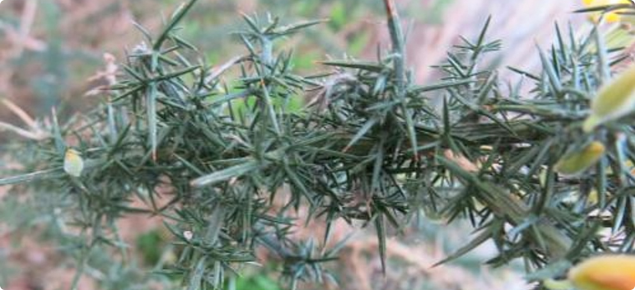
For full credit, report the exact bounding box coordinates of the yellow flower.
[583,64,635,132]
[555,141,606,176]
[63,148,84,177]
[543,255,635,290]
[582,0,632,23]
[568,255,635,290]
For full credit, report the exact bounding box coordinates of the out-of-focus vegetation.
[0,0,463,121]
[0,1,382,118]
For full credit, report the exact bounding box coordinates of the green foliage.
[137,229,169,266]
[234,274,282,290]
[1,1,634,290]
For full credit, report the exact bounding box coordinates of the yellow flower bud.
[543,279,574,290]
[583,64,635,132]
[555,141,606,175]
[63,148,84,177]
[582,0,633,23]
[584,26,635,57]
[568,255,635,290]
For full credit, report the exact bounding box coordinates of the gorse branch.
[1,0,634,289]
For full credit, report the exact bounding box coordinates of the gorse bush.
[1,0,634,289]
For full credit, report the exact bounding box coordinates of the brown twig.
[13,0,38,57]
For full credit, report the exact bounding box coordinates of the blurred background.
[0,0,621,289]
